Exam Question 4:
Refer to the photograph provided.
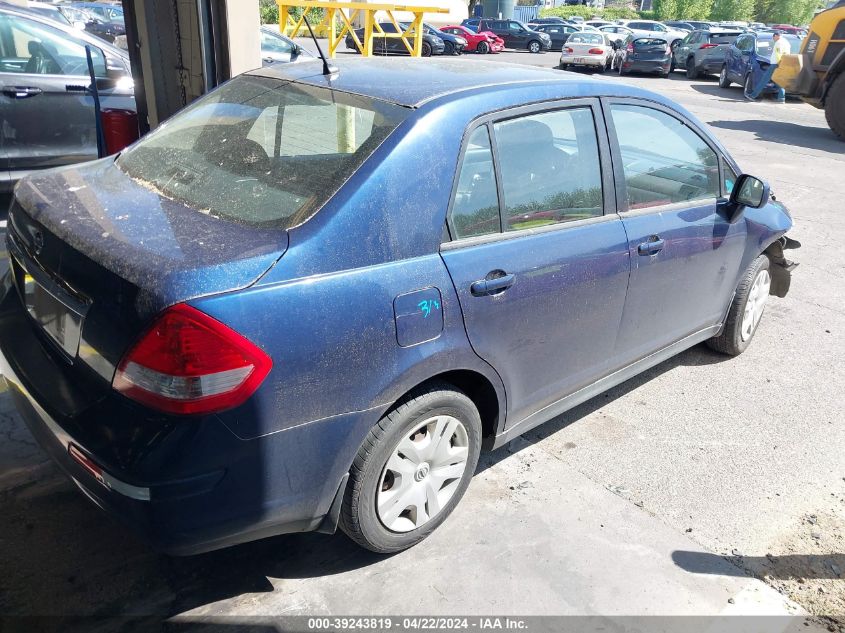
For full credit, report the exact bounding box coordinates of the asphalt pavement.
[0,47,843,627]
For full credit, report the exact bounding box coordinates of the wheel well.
[390,371,501,441]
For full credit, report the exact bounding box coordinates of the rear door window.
[609,104,720,210]
[450,126,500,239]
[709,33,739,45]
[117,76,408,228]
[493,108,603,231]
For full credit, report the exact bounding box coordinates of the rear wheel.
[686,57,699,79]
[477,40,489,54]
[824,73,845,140]
[719,64,731,88]
[707,255,771,356]
[340,383,482,553]
[528,40,542,53]
[422,41,432,57]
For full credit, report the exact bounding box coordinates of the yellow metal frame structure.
[276,0,448,57]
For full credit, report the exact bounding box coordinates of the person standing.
[745,32,791,103]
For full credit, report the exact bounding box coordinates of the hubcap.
[377,415,470,533]
[741,269,771,342]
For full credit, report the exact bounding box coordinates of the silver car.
[0,4,134,192]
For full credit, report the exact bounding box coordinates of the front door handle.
[471,272,515,297]
[2,86,42,99]
[637,236,665,256]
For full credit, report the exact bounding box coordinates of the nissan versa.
[0,58,798,555]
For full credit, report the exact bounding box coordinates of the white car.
[598,24,634,43]
[559,32,615,71]
[620,19,687,46]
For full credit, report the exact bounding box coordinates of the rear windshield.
[633,38,667,49]
[117,76,408,228]
[708,33,739,44]
[755,36,802,55]
[569,33,603,44]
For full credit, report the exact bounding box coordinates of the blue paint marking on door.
[394,288,443,347]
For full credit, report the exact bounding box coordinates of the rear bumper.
[0,273,371,555]
[623,59,671,73]
[560,55,606,67]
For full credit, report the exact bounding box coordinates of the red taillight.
[700,43,718,49]
[565,47,574,53]
[626,43,634,52]
[588,47,604,54]
[113,304,272,415]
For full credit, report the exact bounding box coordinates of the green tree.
[653,0,680,20]
[760,0,825,24]
[710,0,755,21]
[677,0,714,19]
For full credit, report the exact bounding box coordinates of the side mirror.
[724,174,769,221]
[732,174,769,208]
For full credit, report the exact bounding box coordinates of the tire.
[669,55,676,73]
[686,57,699,79]
[476,40,489,54]
[444,41,454,56]
[559,63,568,70]
[707,255,772,356]
[421,41,432,57]
[824,73,845,140]
[719,64,731,88]
[339,382,482,553]
[528,40,542,53]
[744,72,757,100]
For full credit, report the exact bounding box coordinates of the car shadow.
[691,83,749,103]
[476,342,727,473]
[673,550,845,580]
[707,118,842,152]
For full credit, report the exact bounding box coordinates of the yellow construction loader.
[773,0,845,139]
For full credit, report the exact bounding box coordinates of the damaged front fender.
[765,235,801,298]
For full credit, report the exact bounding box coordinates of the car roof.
[250,57,670,109]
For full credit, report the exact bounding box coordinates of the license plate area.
[12,256,89,360]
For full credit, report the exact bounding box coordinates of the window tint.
[709,33,739,45]
[610,104,719,210]
[0,14,106,76]
[451,126,500,239]
[569,33,602,44]
[261,32,293,54]
[494,108,603,231]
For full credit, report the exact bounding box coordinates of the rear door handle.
[65,84,89,93]
[637,236,665,256]
[471,273,515,296]
[2,86,42,99]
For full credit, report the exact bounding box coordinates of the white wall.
[226,0,262,75]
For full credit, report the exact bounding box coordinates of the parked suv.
[672,28,741,78]
[1,58,797,556]
[461,18,551,52]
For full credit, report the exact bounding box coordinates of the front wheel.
[421,41,432,57]
[476,40,489,54]
[719,64,732,88]
[824,73,845,140]
[707,255,771,356]
[528,40,542,53]
[339,383,482,553]
[744,72,758,99]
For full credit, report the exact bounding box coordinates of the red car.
[440,24,504,53]
[771,24,806,35]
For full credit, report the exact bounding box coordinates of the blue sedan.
[0,58,798,555]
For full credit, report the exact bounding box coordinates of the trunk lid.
[7,158,287,388]
[631,38,670,60]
